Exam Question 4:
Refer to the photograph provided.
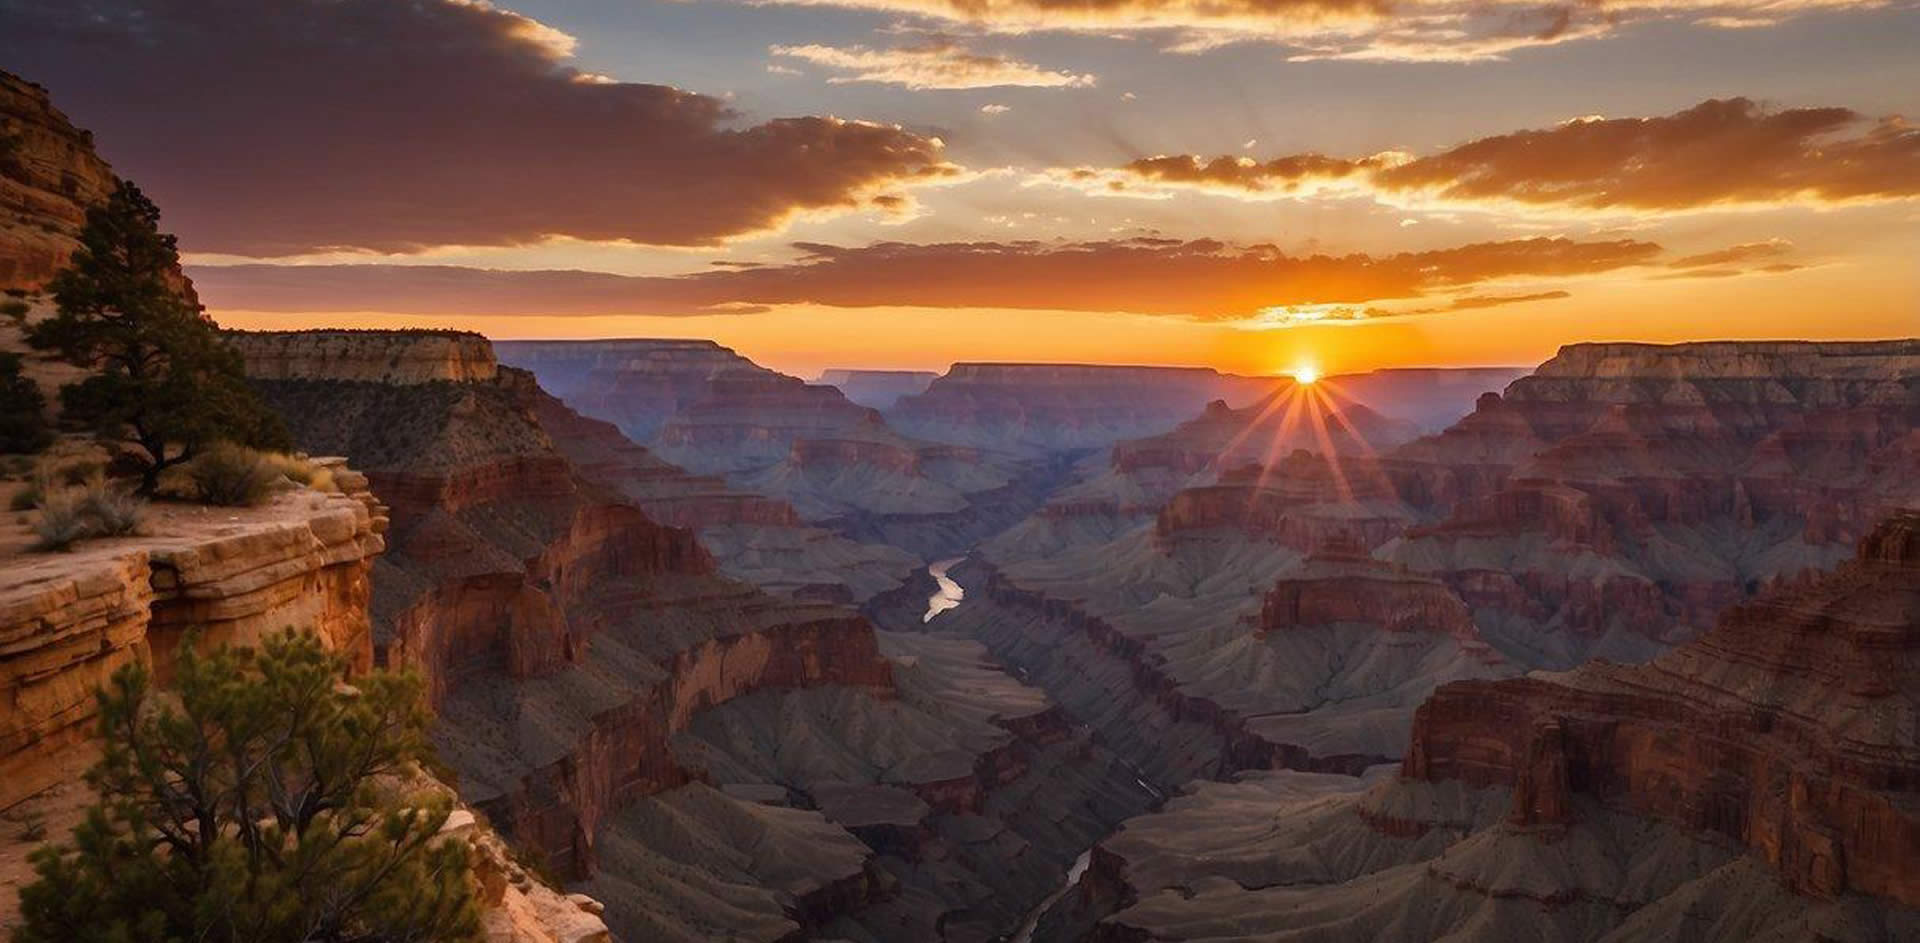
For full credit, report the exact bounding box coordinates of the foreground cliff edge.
[0,465,613,941]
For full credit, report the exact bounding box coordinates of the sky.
[3,0,1916,378]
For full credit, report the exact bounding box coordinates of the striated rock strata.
[0,478,385,809]
[0,69,115,293]
[1067,511,1920,942]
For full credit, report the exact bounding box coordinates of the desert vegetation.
[23,179,286,494]
[10,630,481,943]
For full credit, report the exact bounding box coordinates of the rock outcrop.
[0,476,385,809]
[0,70,115,294]
[228,329,499,383]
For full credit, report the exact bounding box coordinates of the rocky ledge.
[0,469,385,809]
[227,328,500,384]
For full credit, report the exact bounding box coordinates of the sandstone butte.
[0,463,615,942]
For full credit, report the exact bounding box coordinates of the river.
[1009,849,1093,943]
[923,556,967,622]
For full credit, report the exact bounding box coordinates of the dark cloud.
[1075,99,1920,214]
[0,0,954,256]
[189,235,1661,320]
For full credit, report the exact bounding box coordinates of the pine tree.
[27,180,286,493]
[11,631,482,943]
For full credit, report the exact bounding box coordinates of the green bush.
[11,631,481,943]
[186,442,278,506]
[28,180,288,494]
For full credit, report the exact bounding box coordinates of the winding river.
[923,556,967,622]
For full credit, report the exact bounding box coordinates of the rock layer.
[0,478,385,809]
[0,69,115,293]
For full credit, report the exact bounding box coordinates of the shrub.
[184,444,337,506]
[30,488,94,551]
[27,475,145,551]
[12,631,481,943]
[186,442,278,506]
[77,478,144,536]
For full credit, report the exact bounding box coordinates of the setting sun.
[1293,364,1320,384]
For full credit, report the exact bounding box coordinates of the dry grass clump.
[182,443,337,507]
[30,474,145,552]
[10,448,106,511]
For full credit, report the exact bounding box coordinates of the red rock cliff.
[1402,509,1920,906]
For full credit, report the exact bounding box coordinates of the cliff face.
[495,339,769,442]
[1066,510,1920,943]
[0,70,115,294]
[1403,510,1920,905]
[0,477,385,809]
[1384,339,1920,663]
[228,329,499,383]
[890,362,1279,454]
[240,332,908,882]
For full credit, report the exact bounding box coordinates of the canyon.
[2,63,1917,943]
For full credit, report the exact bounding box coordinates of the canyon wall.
[0,70,114,294]
[1069,510,1920,942]
[0,477,385,809]
[890,362,1279,454]
[818,368,937,409]
[229,329,499,383]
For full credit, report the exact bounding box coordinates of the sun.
[1292,363,1320,385]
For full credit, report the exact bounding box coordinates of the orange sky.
[14,0,1916,379]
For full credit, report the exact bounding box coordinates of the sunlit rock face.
[0,478,385,809]
[818,368,937,409]
[228,329,499,384]
[0,70,116,294]
[889,362,1280,455]
[1071,512,1920,943]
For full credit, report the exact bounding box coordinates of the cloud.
[741,0,1885,62]
[769,38,1096,89]
[981,104,1012,115]
[1051,99,1920,216]
[190,235,1661,322]
[1668,238,1793,268]
[0,0,956,257]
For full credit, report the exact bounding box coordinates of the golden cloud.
[1052,99,1920,216]
[769,37,1097,89]
[189,235,1661,322]
[747,0,1885,62]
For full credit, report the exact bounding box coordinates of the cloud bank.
[1053,99,1920,215]
[191,235,1662,321]
[0,0,955,257]
[770,38,1096,89]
